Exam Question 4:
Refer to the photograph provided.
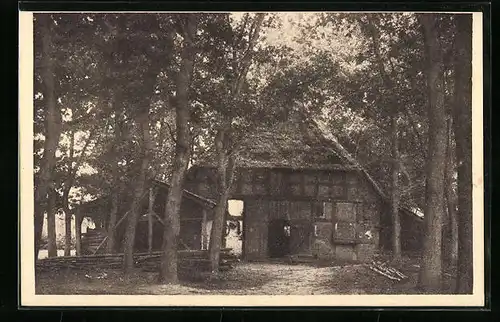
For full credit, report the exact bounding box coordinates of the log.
[365,261,408,282]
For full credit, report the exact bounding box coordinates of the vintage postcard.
[19,11,485,307]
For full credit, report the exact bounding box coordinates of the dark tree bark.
[148,187,156,253]
[444,117,459,268]
[390,115,402,261]
[201,209,209,249]
[46,189,57,258]
[417,14,448,292]
[34,14,63,261]
[209,129,236,272]
[107,106,123,254]
[123,112,152,273]
[452,14,473,294]
[64,211,72,256]
[75,213,82,256]
[107,189,119,254]
[158,14,198,284]
[63,130,75,256]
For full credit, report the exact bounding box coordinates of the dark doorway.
[289,219,312,255]
[268,219,291,258]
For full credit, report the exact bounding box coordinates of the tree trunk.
[64,213,72,256]
[148,187,155,253]
[417,14,448,292]
[158,138,190,283]
[47,190,57,258]
[34,211,44,261]
[365,15,402,260]
[209,130,236,273]
[158,14,197,284]
[209,189,230,272]
[61,127,94,256]
[222,211,228,249]
[75,211,82,256]
[107,109,123,254]
[34,14,62,260]
[64,130,75,256]
[452,14,473,294]
[390,114,402,261]
[201,209,208,250]
[107,188,119,254]
[123,113,151,274]
[207,14,266,273]
[444,117,458,268]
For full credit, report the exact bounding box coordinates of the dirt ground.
[36,258,457,295]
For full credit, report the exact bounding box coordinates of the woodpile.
[81,229,108,255]
[365,261,408,281]
[36,249,239,275]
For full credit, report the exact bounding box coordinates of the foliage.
[33,12,469,289]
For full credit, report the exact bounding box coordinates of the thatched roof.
[198,121,353,170]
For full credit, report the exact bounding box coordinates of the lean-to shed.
[75,180,216,255]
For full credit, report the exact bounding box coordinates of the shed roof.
[77,179,216,216]
[152,179,216,208]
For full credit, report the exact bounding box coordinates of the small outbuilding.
[75,180,216,255]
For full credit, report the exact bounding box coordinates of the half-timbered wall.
[185,167,356,201]
[186,167,383,262]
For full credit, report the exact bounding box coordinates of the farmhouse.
[74,121,423,263]
[183,121,423,263]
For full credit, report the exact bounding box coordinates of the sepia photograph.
[19,11,485,307]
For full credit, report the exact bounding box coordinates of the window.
[288,173,302,184]
[303,174,316,184]
[336,202,357,222]
[251,169,267,184]
[312,202,326,219]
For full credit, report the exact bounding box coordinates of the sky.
[228,199,244,216]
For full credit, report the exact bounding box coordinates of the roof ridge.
[307,118,423,219]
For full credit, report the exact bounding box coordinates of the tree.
[159,13,199,284]
[106,101,123,254]
[107,14,164,274]
[34,14,63,260]
[364,14,402,261]
[417,13,448,292]
[452,14,473,294]
[206,13,267,273]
